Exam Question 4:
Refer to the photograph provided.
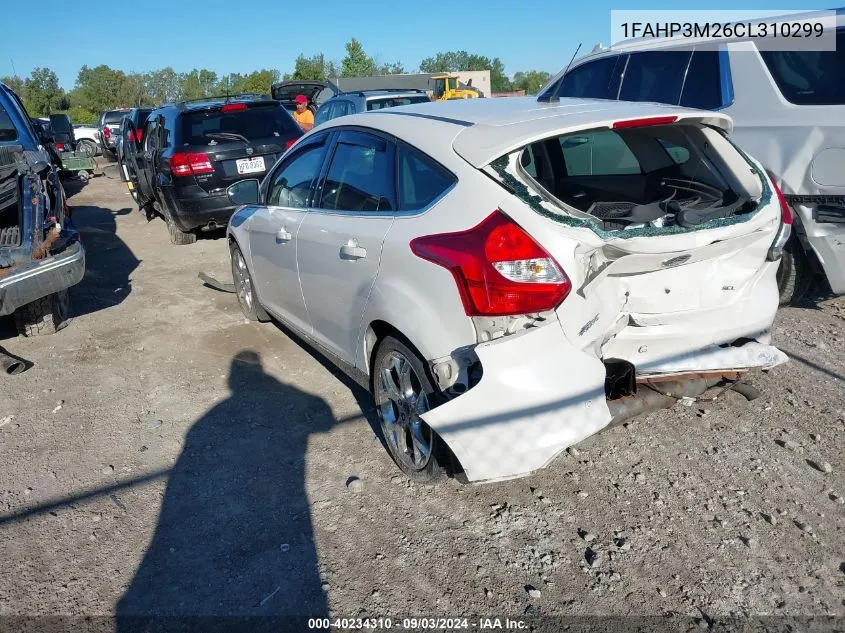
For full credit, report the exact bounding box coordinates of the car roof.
[316,96,733,167]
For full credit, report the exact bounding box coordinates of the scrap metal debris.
[198,272,235,293]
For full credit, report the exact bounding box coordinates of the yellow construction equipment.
[430,74,481,101]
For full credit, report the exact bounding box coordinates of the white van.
[538,19,844,304]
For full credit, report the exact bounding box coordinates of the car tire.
[777,236,813,305]
[372,335,449,483]
[229,242,270,322]
[76,139,97,158]
[14,289,72,337]
[166,214,197,245]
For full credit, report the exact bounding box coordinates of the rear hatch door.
[177,102,303,193]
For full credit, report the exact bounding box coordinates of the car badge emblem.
[246,147,254,156]
[662,254,691,268]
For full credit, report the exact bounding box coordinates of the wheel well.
[364,320,401,381]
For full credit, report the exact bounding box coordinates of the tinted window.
[267,141,327,208]
[680,50,724,109]
[104,111,128,124]
[558,56,626,99]
[314,103,334,126]
[560,130,640,176]
[367,95,430,111]
[134,109,152,126]
[760,29,845,105]
[397,145,454,211]
[619,50,691,104]
[659,139,691,164]
[180,105,300,145]
[0,103,18,142]
[319,132,395,212]
[144,120,159,151]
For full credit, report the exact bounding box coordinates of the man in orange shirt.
[292,94,314,132]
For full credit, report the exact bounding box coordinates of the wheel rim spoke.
[409,421,430,465]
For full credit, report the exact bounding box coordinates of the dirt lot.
[0,171,843,630]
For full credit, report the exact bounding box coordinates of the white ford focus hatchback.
[224,97,789,484]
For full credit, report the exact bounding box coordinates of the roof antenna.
[538,42,581,103]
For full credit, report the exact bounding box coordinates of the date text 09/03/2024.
[307,617,528,630]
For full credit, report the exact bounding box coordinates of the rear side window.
[679,50,724,110]
[104,111,127,124]
[557,56,626,99]
[397,145,455,211]
[561,131,640,176]
[0,104,18,142]
[314,103,334,126]
[619,50,692,104]
[760,29,845,105]
[367,95,430,111]
[319,132,395,212]
[180,105,300,145]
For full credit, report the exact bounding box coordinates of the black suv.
[124,94,302,244]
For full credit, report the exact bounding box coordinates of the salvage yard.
[1,171,844,623]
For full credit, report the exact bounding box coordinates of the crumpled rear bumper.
[0,241,85,316]
[422,322,786,484]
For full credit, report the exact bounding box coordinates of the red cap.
[294,94,307,104]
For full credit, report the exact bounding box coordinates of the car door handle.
[276,226,292,242]
[340,240,367,260]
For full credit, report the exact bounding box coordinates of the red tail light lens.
[612,115,678,129]
[285,138,297,150]
[55,143,64,151]
[766,169,793,225]
[169,152,214,176]
[410,210,571,316]
[221,103,247,112]
[128,130,144,143]
[103,127,111,138]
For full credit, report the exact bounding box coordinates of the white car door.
[295,130,396,364]
[248,134,329,334]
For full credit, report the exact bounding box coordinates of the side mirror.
[227,179,261,206]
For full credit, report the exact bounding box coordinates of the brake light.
[765,169,793,260]
[221,103,247,112]
[103,127,111,139]
[55,143,64,151]
[410,210,571,316]
[612,116,678,129]
[169,152,214,176]
[128,130,144,143]
[766,169,793,225]
[285,138,297,150]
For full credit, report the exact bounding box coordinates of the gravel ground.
[0,172,842,630]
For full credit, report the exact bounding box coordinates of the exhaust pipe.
[607,378,720,427]
[0,348,27,375]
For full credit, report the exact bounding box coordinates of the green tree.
[1,75,25,99]
[23,67,66,116]
[419,50,512,92]
[292,54,327,81]
[180,68,218,100]
[511,70,551,95]
[378,61,406,75]
[143,67,181,104]
[341,38,377,77]
[70,64,129,112]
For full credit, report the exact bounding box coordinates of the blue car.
[0,81,85,336]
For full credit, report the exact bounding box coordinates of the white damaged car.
[224,97,791,483]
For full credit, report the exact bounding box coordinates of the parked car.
[97,108,131,160]
[313,89,432,127]
[537,15,845,305]
[124,94,302,244]
[116,107,152,184]
[271,80,336,115]
[0,82,85,336]
[48,114,75,153]
[73,122,100,157]
[223,97,789,483]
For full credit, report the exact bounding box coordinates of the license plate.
[236,156,265,175]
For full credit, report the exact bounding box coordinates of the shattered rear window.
[505,123,766,235]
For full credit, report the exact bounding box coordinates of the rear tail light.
[285,138,297,150]
[128,130,144,143]
[169,152,214,176]
[221,103,247,112]
[766,169,793,261]
[612,115,678,129]
[410,210,571,316]
[103,127,111,139]
[55,143,64,151]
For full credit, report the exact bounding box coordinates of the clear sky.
[0,0,826,89]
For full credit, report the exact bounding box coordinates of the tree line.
[1,38,551,123]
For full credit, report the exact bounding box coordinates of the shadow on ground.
[116,350,335,631]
